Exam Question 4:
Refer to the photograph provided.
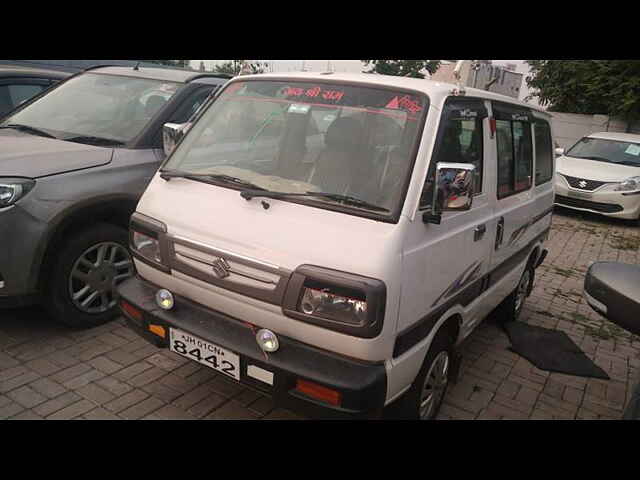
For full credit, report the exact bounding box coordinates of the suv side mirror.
[162,122,190,157]
[555,147,565,157]
[423,162,476,224]
[584,262,640,336]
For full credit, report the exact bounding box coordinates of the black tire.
[45,223,133,329]
[495,263,535,324]
[385,328,454,420]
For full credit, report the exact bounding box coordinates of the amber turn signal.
[149,324,166,338]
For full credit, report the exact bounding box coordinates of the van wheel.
[496,264,535,324]
[45,223,134,329]
[386,329,454,420]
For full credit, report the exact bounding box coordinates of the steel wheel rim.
[514,269,531,313]
[68,242,133,315]
[419,350,450,419]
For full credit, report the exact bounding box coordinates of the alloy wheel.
[68,242,133,314]
[419,351,450,419]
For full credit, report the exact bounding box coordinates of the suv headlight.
[0,178,35,207]
[282,265,386,338]
[614,176,640,192]
[129,212,169,272]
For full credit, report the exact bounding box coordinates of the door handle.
[474,224,486,242]
[495,217,505,250]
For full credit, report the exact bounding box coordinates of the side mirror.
[424,162,475,224]
[162,122,190,157]
[555,147,565,157]
[584,262,640,336]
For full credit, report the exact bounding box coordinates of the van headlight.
[129,212,168,271]
[614,176,640,192]
[299,286,368,325]
[132,231,161,263]
[282,265,386,338]
[0,178,35,207]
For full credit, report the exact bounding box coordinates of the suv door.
[397,97,495,348]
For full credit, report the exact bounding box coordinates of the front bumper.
[0,204,48,303]
[554,177,640,220]
[116,275,387,419]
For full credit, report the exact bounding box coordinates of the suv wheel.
[45,223,134,328]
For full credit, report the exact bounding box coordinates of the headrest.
[145,95,167,116]
[325,117,363,149]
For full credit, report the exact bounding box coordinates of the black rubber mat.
[504,322,610,380]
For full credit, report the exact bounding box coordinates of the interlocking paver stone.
[103,389,149,413]
[7,385,48,408]
[33,391,82,417]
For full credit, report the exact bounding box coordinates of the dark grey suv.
[0,66,228,328]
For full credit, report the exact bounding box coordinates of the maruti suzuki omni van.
[116,72,555,419]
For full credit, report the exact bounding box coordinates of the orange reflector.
[295,379,342,406]
[121,300,143,322]
[149,324,166,338]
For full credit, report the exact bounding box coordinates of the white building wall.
[550,112,640,148]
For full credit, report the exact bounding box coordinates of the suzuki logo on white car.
[578,180,588,188]
[212,257,231,278]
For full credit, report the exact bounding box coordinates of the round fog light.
[155,289,174,310]
[256,328,279,353]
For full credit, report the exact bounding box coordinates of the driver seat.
[307,116,364,194]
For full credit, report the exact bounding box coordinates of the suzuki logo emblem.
[578,180,588,188]
[211,257,231,279]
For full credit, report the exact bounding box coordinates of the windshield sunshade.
[163,80,428,218]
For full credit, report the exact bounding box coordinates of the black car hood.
[0,129,113,178]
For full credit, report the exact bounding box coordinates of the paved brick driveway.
[1,207,639,420]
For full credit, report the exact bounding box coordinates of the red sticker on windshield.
[283,86,345,103]
[386,95,422,114]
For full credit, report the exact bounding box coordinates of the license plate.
[169,328,240,380]
[568,190,592,199]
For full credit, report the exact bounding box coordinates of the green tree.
[213,60,268,75]
[145,60,191,69]
[361,60,441,79]
[526,60,640,127]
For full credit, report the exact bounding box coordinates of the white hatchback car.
[555,132,640,220]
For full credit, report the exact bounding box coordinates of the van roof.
[233,71,550,115]
[87,66,231,84]
[588,131,640,143]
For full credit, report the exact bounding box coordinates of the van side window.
[534,119,553,185]
[494,104,533,198]
[419,100,485,209]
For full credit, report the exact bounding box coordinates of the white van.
[116,73,555,419]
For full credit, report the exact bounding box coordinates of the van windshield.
[0,73,182,144]
[164,80,428,217]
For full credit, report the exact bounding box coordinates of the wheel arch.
[31,194,139,293]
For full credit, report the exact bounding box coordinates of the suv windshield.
[566,136,640,166]
[0,72,182,144]
[163,80,428,217]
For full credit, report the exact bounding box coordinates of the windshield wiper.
[240,189,390,212]
[0,124,57,139]
[159,169,267,190]
[63,136,125,147]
